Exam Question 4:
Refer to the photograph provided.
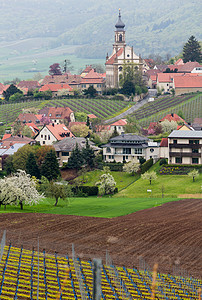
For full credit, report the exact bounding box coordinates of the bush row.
[159,164,202,175]
[97,162,124,171]
[140,158,153,173]
[72,186,99,196]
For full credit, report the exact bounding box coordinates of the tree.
[188,169,199,182]
[161,120,178,134]
[9,92,24,102]
[75,112,88,122]
[91,64,105,73]
[13,120,23,136]
[13,144,34,171]
[82,140,95,169]
[0,170,43,210]
[110,126,119,139]
[49,63,62,75]
[71,124,91,137]
[41,150,60,181]
[83,86,97,98]
[22,125,33,138]
[123,159,140,176]
[26,152,40,179]
[67,143,84,170]
[63,59,74,73]
[141,171,157,185]
[121,80,135,96]
[35,145,55,168]
[4,155,15,175]
[86,116,90,127]
[49,182,66,206]
[3,84,23,101]
[125,116,140,134]
[40,115,51,125]
[96,173,116,195]
[182,36,202,63]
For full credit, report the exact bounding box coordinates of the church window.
[127,54,130,57]
[119,66,122,71]
[119,34,122,42]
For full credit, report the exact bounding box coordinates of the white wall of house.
[35,127,57,145]
[160,146,169,159]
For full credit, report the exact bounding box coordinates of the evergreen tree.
[3,84,23,101]
[67,143,84,170]
[26,152,41,179]
[110,126,119,138]
[82,140,95,169]
[86,116,90,127]
[182,36,202,63]
[41,150,60,181]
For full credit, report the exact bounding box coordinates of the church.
[105,9,143,88]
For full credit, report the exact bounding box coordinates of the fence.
[0,230,6,262]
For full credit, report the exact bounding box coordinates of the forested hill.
[0,0,201,58]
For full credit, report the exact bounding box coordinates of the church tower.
[106,10,143,89]
[113,9,126,50]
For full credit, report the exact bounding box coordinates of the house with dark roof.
[15,113,43,127]
[168,130,202,164]
[35,123,74,145]
[53,137,100,166]
[17,80,40,91]
[102,133,159,163]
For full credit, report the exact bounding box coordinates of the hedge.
[72,186,98,196]
[160,164,202,175]
[140,158,153,173]
[97,162,124,171]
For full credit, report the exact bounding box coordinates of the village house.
[102,133,159,163]
[35,123,74,145]
[17,80,40,91]
[80,69,106,94]
[173,75,202,96]
[41,74,82,91]
[168,130,202,164]
[39,83,73,97]
[15,113,43,127]
[38,107,75,124]
[53,137,100,166]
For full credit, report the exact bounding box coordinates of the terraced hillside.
[0,245,201,299]
[132,93,202,126]
[0,98,130,125]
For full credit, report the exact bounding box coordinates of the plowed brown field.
[0,199,202,278]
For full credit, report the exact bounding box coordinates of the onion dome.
[115,9,125,31]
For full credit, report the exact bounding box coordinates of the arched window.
[119,34,122,42]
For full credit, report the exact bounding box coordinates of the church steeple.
[115,8,125,31]
[114,9,126,49]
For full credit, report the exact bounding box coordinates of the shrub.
[72,186,98,196]
[141,158,153,174]
[159,158,168,166]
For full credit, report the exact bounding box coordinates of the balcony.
[169,152,201,157]
[169,144,201,149]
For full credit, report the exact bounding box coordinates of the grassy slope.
[0,196,179,218]
[78,170,139,191]
[116,173,202,198]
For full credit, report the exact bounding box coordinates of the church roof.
[105,48,124,65]
[115,9,125,31]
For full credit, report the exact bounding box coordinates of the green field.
[0,196,180,218]
[116,173,202,198]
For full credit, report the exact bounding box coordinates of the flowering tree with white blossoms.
[0,170,43,210]
[123,159,140,176]
[96,173,116,195]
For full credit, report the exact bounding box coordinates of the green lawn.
[0,196,180,218]
[76,170,139,191]
[116,173,202,198]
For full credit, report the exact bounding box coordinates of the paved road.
[105,89,157,124]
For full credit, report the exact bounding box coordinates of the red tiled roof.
[2,133,12,140]
[0,83,5,92]
[174,59,184,66]
[68,122,86,128]
[177,61,201,73]
[144,59,155,68]
[160,138,168,147]
[27,122,39,131]
[17,80,40,90]
[46,124,74,141]
[88,114,97,119]
[81,65,93,73]
[41,74,82,86]
[148,122,158,131]
[46,107,73,121]
[110,119,127,126]
[160,113,186,123]
[80,78,104,84]
[39,83,73,92]
[16,113,41,124]
[173,75,202,88]
[106,48,124,65]
[2,135,35,144]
